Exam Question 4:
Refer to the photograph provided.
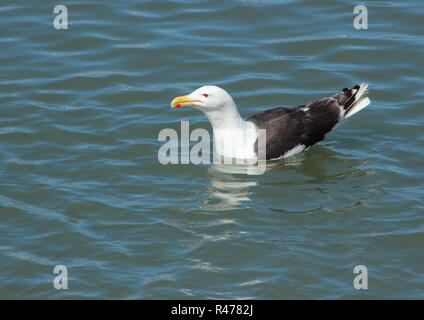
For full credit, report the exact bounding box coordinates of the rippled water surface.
[1,0,423,299]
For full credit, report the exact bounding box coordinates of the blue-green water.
[0,0,423,299]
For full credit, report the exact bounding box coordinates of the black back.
[247,98,342,159]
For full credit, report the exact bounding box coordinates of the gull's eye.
[202,93,209,98]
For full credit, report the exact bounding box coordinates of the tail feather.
[346,96,370,118]
[334,83,371,119]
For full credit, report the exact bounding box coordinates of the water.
[0,0,423,299]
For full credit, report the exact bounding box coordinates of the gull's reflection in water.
[201,155,305,211]
[200,146,370,211]
[201,165,258,211]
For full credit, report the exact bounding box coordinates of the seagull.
[171,83,370,161]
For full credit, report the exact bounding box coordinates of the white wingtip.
[344,83,371,118]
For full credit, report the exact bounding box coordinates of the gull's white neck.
[201,100,258,160]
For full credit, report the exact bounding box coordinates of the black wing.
[247,98,342,159]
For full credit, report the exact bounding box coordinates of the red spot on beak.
[174,103,182,108]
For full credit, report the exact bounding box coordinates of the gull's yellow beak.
[171,95,199,108]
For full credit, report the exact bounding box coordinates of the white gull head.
[171,85,259,160]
